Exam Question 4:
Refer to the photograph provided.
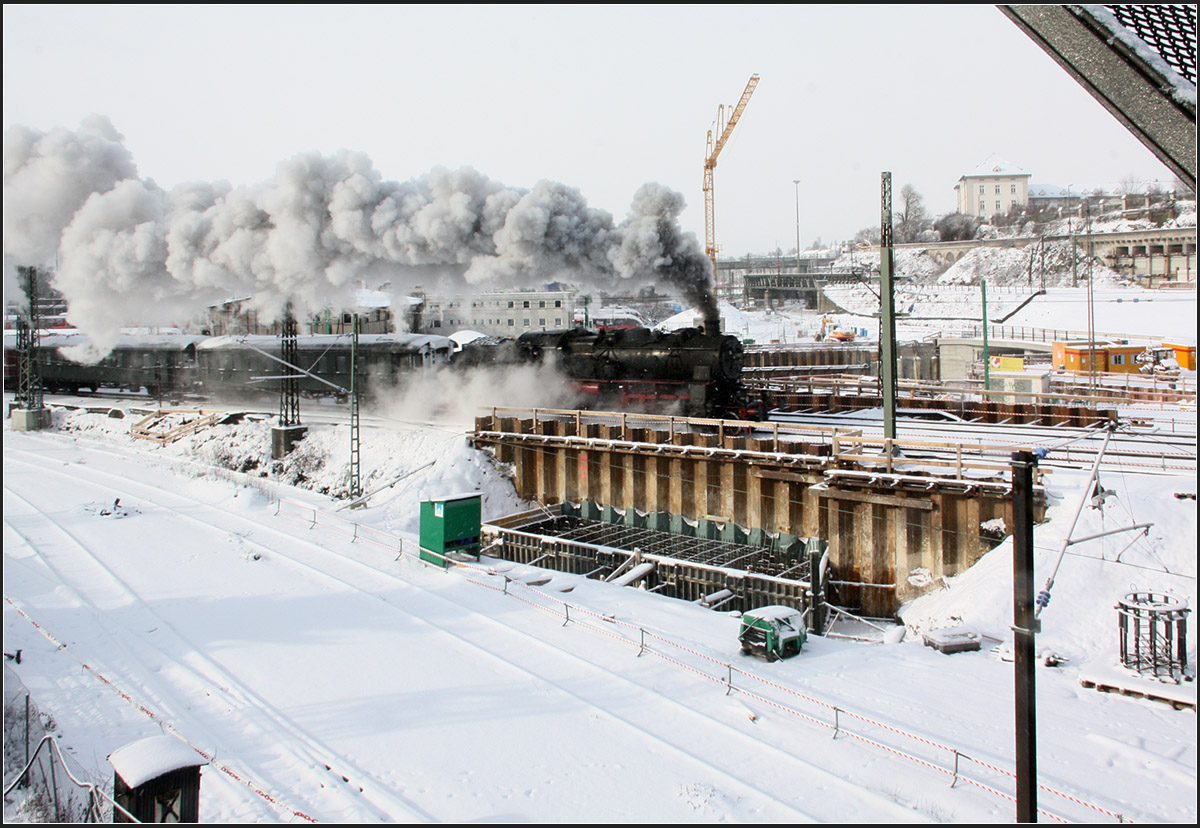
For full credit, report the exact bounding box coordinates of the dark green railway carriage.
[195,333,455,398]
[32,333,207,396]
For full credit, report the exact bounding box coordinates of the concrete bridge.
[901,227,1196,282]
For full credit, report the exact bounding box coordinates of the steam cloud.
[4,118,718,357]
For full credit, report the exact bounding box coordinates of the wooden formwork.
[474,409,1043,617]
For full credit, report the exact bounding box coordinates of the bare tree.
[896,185,931,243]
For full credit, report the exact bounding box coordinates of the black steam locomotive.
[456,326,755,417]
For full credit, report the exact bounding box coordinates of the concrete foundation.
[271,424,309,459]
[10,407,52,431]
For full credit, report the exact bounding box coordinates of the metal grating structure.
[1001,4,1197,190]
[278,305,301,428]
[484,504,832,625]
[522,513,814,580]
[14,267,44,411]
[1106,4,1197,87]
[1116,590,1191,682]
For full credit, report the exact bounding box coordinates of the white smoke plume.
[3,115,137,311]
[3,118,717,356]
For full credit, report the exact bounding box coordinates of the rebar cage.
[1116,590,1191,682]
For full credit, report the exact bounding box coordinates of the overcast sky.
[2,4,1181,258]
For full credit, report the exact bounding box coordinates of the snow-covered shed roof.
[108,735,206,788]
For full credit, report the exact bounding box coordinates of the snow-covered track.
[4,441,922,821]
[3,457,436,822]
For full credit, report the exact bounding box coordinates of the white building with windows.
[416,288,578,336]
[954,154,1031,218]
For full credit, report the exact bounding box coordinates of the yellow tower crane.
[703,73,759,271]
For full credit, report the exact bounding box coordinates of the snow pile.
[900,467,1197,669]
[937,242,1124,288]
[822,280,1038,320]
[829,247,941,280]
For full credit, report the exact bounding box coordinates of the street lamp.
[793,179,802,274]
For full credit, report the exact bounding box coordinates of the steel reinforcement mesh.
[1105,4,1197,86]
[519,514,811,580]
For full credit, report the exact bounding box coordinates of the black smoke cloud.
[4,118,717,357]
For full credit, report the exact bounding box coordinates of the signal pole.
[12,266,51,432]
[349,313,362,502]
[879,173,899,441]
[271,303,307,459]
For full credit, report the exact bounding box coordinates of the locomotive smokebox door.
[108,734,206,822]
[420,494,482,567]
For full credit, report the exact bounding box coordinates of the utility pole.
[982,280,990,393]
[1011,450,1040,823]
[879,173,899,441]
[349,313,362,502]
[12,266,50,432]
[271,303,308,459]
[793,179,802,274]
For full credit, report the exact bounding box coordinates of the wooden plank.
[815,486,935,511]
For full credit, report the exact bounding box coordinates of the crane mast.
[703,73,759,270]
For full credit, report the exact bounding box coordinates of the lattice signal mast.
[703,74,759,270]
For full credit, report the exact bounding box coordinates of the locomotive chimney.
[704,308,722,334]
[695,308,722,334]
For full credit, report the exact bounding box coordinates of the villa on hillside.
[954,153,1032,218]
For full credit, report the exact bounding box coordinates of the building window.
[523,300,530,308]
[1111,354,1125,365]
[995,184,1001,194]
[508,319,515,326]
[979,184,985,194]
[554,300,562,308]
[1011,184,1017,194]
[523,319,531,326]
[538,300,546,308]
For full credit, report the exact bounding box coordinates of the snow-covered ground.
[4,288,1197,823]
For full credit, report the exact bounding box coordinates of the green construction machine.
[738,606,806,661]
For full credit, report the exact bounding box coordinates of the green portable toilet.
[419,494,482,567]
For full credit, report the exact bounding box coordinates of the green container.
[419,494,482,567]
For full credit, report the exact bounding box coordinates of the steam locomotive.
[6,325,754,417]
[456,326,756,417]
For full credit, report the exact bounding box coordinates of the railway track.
[768,411,1197,476]
[3,438,939,822]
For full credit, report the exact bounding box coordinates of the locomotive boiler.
[458,325,752,417]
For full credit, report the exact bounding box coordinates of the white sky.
[2,4,1182,256]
